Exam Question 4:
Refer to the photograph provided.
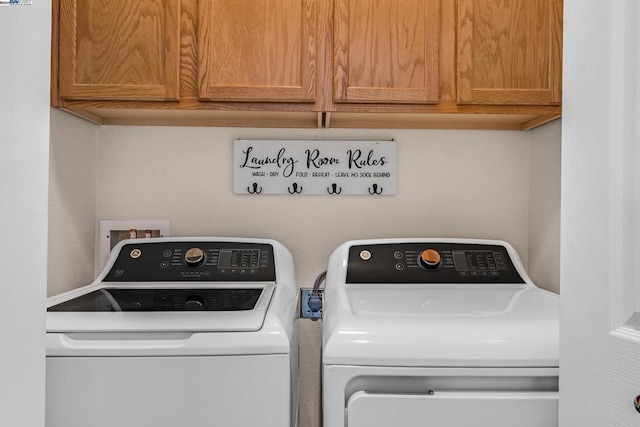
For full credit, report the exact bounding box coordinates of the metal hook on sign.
[288,183,303,194]
[327,183,342,195]
[368,183,383,195]
[247,183,262,194]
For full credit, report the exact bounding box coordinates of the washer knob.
[419,249,441,269]
[184,247,205,266]
[184,296,204,311]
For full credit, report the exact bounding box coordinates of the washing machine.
[46,237,298,427]
[323,238,559,427]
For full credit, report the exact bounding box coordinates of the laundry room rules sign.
[234,140,397,195]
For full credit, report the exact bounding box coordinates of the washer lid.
[323,284,559,368]
[47,284,274,333]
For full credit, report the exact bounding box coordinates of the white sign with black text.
[234,140,396,195]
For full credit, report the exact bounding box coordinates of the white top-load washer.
[46,237,298,427]
[323,238,559,427]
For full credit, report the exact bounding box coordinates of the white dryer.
[46,237,298,427]
[323,238,559,427]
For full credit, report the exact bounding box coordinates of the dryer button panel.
[346,243,524,284]
[104,242,275,282]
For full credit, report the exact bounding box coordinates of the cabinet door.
[333,0,440,104]
[198,0,317,102]
[457,0,562,105]
[58,0,180,101]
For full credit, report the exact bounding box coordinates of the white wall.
[92,124,564,291]
[528,119,562,294]
[48,109,99,296]
[96,126,532,256]
[0,2,51,426]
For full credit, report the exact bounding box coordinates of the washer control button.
[184,247,205,266]
[360,250,372,261]
[130,249,142,259]
[184,296,204,311]
[419,249,441,270]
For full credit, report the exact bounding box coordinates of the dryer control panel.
[104,241,276,282]
[346,243,525,284]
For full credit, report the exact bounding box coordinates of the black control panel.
[104,241,276,282]
[346,243,525,284]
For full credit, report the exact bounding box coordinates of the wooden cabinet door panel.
[333,0,440,104]
[59,0,180,101]
[457,0,562,105]
[198,0,317,102]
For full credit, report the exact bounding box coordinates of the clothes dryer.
[323,238,558,427]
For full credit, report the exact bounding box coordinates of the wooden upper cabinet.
[52,0,562,129]
[198,0,317,102]
[333,0,440,104]
[58,0,181,101]
[457,0,562,105]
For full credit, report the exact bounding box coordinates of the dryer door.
[347,391,558,427]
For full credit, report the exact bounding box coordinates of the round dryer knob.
[419,249,441,270]
[184,247,205,266]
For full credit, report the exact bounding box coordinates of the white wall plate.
[99,220,170,270]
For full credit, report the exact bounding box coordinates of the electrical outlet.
[300,288,324,319]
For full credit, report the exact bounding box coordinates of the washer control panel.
[104,241,275,282]
[346,243,524,284]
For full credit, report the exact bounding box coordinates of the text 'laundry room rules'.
[233,140,397,195]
